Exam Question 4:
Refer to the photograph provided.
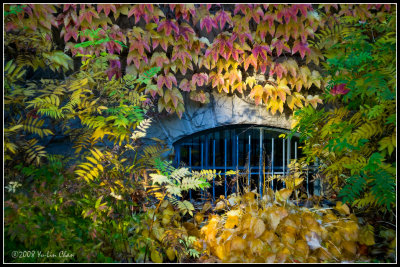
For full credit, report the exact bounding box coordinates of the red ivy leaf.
[157,19,179,36]
[263,13,276,28]
[179,78,194,92]
[209,72,225,88]
[270,63,287,80]
[105,59,122,81]
[173,4,196,21]
[231,46,244,61]
[252,44,271,61]
[129,37,150,57]
[128,4,153,24]
[63,4,77,12]
[63,27,78,42]
[330,83,350,96]
[171,47,192,66]
[157,74,177,90]
[291,40,311,59]
[234,4,252,15]
[271,38,291,57]
[258,60,270,74]
[150,52,170,68]
[244,54,257,71]
[79,7,99,25]
[176,23,195,42]
[279,6,297,24]
[191,73,209,87]
[97,4,116,17]
[292,4,312,17]
[200,15,218,33]
[231,32,253,46]
[214,10,232,30]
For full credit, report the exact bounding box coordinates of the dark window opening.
[173,124,313,202]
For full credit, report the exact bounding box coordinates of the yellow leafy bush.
[197,190,376,263]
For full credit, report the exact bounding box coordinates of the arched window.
[173,124,309,201]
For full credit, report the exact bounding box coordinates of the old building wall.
[144,91,293,148]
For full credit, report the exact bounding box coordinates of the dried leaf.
[251,217,266,238]
[335,201,350,215]
[276,188,293,202]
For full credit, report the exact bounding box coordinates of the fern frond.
[23,138,47,166]
[75,148,105,183]
[170,198,195,216]
[22,117,54,138]
[181,176,209,191]
[351,121,383,145]
[150,173,171,186]
[131,118,152,140]
[353,192,378,209]
[170,167,191,183]
[72,130,96,154]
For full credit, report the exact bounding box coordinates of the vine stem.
[144,190,167,263]
[376,221,396,228]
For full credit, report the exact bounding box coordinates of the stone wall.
[144,91,293,148]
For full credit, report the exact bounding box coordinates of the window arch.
[173,124,307,201]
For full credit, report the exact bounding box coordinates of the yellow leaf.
[260,229,276,244]
[230,236,246,251]
[251,217,266,238]
[166,247,176,261]
[195,212,204,224]
[359,224,375,246]
[214,245,226,260]
[215,200,226,210]
[97,164,104,172]
[202,201,212,212]
[249,239,265,256]
[91,148,103,161]
[276,188,292,202]
[276,247,291,263]
[150,249,163,263]
[342,240,357,255]
[335,201,350,215]
[86,156,98,165]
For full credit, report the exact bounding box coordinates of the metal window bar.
[282,138,285,188]
[248,134,251,187]
[235,135,239,193]
[213,139,216,203]
[259,129,263,196]
[189,145,192,201]
[224,138,227,198]
[287,136,291,174]
[201,142,204,198]
[172,126,313,202]
[271,138,274,190]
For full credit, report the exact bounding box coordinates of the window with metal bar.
[173,124,309,201]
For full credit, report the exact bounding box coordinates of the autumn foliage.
[5,4,394,118]
[4,3,396,263]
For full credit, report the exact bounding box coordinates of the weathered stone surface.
[145,92,293,150]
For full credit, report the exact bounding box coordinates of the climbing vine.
[5,4,394,118]
[3,3,396,264]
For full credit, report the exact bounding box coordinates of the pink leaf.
[179,79,193,92]
[214,10,232,29]
[330,83,350,96]
[291,40,311,59]
[271,38,291,57]
[200,16,218,33]
[157,19,179,36]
